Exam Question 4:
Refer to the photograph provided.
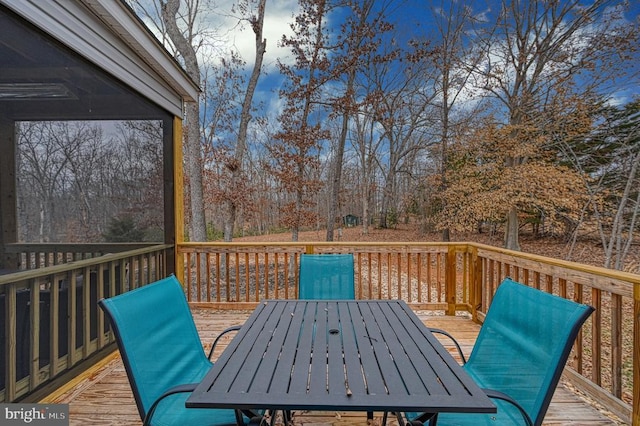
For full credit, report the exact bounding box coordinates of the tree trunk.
[362,193,369,235]
[379,173,396,229]
[184,102,207,241]
[326,74,352,241]
[604,150,640,269]
[504,206,521,251]
[161,0,206,241]
[223,0,267,242]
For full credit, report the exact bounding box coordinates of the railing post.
[469,245,482,322]
[173,116,185,284]
[446,246,457,315]
[633,283,640,426]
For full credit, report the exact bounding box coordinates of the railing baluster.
[592,287,603,386]
[245,253,250,303]
[254,253,260,302]
[6,282,17,401]
[417,252,422,303]
[274,253,279,300]
[235,252,240,302]
[612,293,623,397]
[264,253,269,299]
[376,253,382,300]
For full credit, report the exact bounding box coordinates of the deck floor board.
[45,309,625,425]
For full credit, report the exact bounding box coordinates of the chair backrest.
[98,275,212,420]
[465,278,594,426]
[299,253,355,299]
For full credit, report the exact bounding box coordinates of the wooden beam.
[173,116,185,283]
[0,117,17,270]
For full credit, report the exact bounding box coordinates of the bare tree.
[324,0,393,241]
[54,123,105,238]
[350,107,382,235]
[17,122,70,242]
[471,0,637,250]
[271,0,333,241]
[128,0,226,242]
[425,0,481,241]
[198,49,246,239]
[130,0,269,242]
[16,120,164,243]
[558,100,640,270]
[160,0,207,241]
[365,37,438,229]
[221,0,267,242]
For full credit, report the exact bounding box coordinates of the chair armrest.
[143,382,261,426]
[409,389,533,426]
[143,383,198,426]
[208,325,242,360]
[429,328,467,364]
[482,388,534,426]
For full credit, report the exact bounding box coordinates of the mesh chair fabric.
[99,275,243,426]
[299,254,355,299]
[409,278,593,426]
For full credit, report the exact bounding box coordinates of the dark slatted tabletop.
[186,300,495,418]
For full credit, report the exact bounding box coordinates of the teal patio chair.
[297,253,363,422]
[299,253,355,299]
[404,278,594,426]
[99,275,258,426]
[296,254,356,421]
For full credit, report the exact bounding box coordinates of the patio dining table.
[186,300,496,425]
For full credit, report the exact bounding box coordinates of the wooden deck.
[43,309,626,425]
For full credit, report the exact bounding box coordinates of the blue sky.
[221,0,640,65]
[210,0,640,115]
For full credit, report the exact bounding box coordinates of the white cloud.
[217,0,299,70]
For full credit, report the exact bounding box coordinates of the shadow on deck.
[43,309,625,426]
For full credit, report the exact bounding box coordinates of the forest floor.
[235,222,640,273]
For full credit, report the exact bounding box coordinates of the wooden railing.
[475,243,639,424]
[0,244,171,403]
[177,242,455,309]
[177,241,640,425]
[2,241,638,424]
[3,242,156,270]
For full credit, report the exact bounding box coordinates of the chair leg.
[269,410,277,426]
[406,412,438,426]
[235,409,245,426]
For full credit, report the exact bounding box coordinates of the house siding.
[1,0,198,117]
